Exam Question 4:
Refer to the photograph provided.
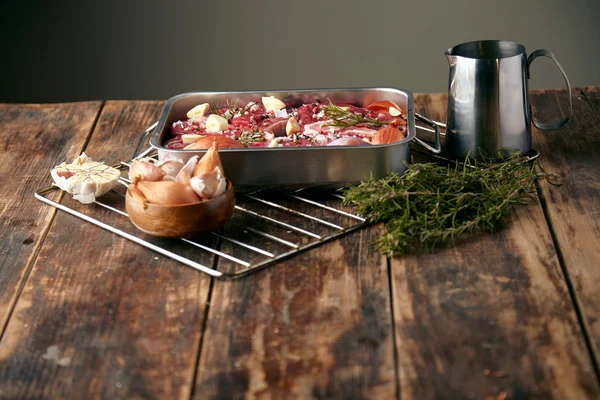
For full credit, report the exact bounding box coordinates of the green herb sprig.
[237,129,264,147]
[322,99,386,129]
[342,155,544,256]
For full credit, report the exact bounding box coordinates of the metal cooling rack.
[34,148,369,279]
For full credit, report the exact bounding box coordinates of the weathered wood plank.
[531,87,600,360]
[387,92,599,399]
[0,101,215,399]
[194,214,397,398]
[0,102,101,333]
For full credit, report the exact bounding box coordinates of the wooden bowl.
[125,180,235,238]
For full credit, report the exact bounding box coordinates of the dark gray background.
[1,0,599,103]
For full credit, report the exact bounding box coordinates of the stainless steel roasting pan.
[149,87,441,187]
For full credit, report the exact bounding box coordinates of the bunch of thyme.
[342,155,544,256]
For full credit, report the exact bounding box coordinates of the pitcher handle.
[527,49,573,130]
[414,113,442,154]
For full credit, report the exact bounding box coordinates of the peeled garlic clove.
[262,96,286,112]
[181,134,204,144]
[186,103,210,119]
[51,154,121,204]
[286,116,301,136]
[193,140,224,177]
[268,138,281,147]
[134,180,201,205]
[175,156,199,185]
[372,126,404,144]
[389,107,402,116]
[205,114,229,133]
[190,169,227,199]
[156,159,184,181]
[129,159,166,182]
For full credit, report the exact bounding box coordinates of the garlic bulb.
[51,153,120,204]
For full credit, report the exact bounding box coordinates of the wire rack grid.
[34,148,370,279]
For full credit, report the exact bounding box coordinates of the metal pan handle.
[527,49,573,130]
[413,113,442,154]
[132,121,158,160]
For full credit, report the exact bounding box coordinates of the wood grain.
[0,101,215,399]
[387,92,599,399]
[194,212,396,398]
[1,89,599,399]
[531,87,600,360]
[0,102,101,333]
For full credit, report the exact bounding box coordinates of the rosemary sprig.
[322,99,386,128]
[342,155,544,256]
[237,129,264,147]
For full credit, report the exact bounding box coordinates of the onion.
[372,126,404,144]
[327,137,370,147]
[129,159,165,182]
[190,140,227,199]
[185,135,245,150]
[190,172,227,199]
[156,159,184,181]
[366,100,402,115]
[175,156,199,185]
[133,180,201,206]
[193,140,223,177]
[127,182,148,205]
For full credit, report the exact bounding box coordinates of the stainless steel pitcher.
[444,40,573,159]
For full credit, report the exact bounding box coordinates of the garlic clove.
[262,96,286,112]
[268,138,281,147]
[175,156,199,185]
[389,106,402,116]
[205,114,229,133]
[181,134,204,144]
[187,103,210,119]
[129,159,166,182]
[156,159,184,181]
[133,180,201,205]
[286,116,301,136]
[190,169,227,199]
[193,140,224,177]
[51,154,121,204]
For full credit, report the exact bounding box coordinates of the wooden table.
[0,88,599,399]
